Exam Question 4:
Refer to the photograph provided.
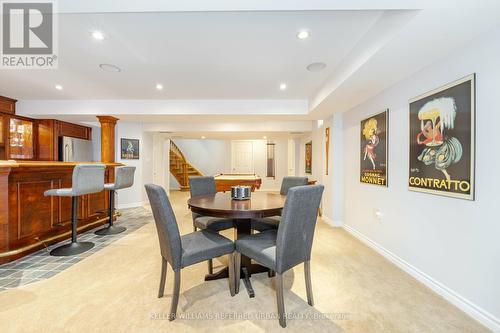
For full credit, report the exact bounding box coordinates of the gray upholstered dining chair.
[145,184,236,321]
[189,176,234,274]
[44,164,106,256]
[234,184,324,327]
[251,176,309,232]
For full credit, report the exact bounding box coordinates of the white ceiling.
[2,0,500,123]
[1,10,384,100]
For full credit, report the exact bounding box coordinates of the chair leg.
[228,253,236,296]
[276,273,286,328]
[304,261,314,306]
[158,258,168,298]
[207,259,214,274]
[234,252,241,294]
[169,269,181,321]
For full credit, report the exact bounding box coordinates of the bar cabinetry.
[8,117,35,159]
[0,115,5,159]
[38,119,92,160]
[0,96,16,115]
[0,161,122,263]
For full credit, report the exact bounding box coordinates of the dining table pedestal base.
[188,194,285,299]
[204,218,271,298]
[204,263,270,297]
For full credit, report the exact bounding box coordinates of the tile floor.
[0,207,150,291]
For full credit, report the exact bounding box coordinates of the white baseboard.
[116,201,147,209]
[343,224,500,333]
[321,215,343,227]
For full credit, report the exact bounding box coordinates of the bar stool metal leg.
[50,197,95,256]
[95,190,126,235]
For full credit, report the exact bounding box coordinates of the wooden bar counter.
[0,160,122,264]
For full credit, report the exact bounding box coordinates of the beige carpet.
[0,191,488,333]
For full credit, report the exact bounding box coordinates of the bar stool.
[44,164,106,256]
[95,166,136,235]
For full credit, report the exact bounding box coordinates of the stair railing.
[170,140,186,162]
[169,140,203,188]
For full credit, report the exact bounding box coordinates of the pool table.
[214,173,262,192]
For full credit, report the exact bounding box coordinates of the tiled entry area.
[0,207,150,291]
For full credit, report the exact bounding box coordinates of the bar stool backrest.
[114,166,136,190]
[72,164,106,196]
[145,184,182,270]
[280,177,309,195]
[275,184,324,274]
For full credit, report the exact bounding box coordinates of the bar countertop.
[0,160,19,168]
[0,160,123,168]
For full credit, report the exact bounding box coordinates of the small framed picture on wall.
[305,141,312,174]
[121,138,140,159]
[360,109,388,187]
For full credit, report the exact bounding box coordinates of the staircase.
[169,140,203,191]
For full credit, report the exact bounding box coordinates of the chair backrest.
[189,176,216,197]
[113,166,136,190]
[72,164,106,195]
[275,184,324,274]
[280,176,309,195]
[145,184,182,270]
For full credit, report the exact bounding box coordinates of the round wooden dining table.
[188,191,286,297]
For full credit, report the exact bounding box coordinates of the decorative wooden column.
[96,116,119,220]
[96,116,119,163]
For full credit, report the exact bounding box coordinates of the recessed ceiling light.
[91,30,105,41]
[307,62,327,72]
[99,63,121,73]
[201,136,206,139]
[297,30,310,40]
[279,83,287,91]
[263,136,267,139]
[55,84,63,90]
[156,84,163,91]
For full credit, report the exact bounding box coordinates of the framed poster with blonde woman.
[360,110,388,186]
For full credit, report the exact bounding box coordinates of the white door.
[153,133,170,192]
[231,141,254,173]
[287,139,296,176]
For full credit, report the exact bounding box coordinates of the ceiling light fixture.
[263,136,267,139]
[99,63,121,73]
[201,136,206,139]
[55,84,63,90]
[156,84,163,91]
[279,83,287,91]
[297,30,310,40]
[91,30,105,41]
[306,62,327,72]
